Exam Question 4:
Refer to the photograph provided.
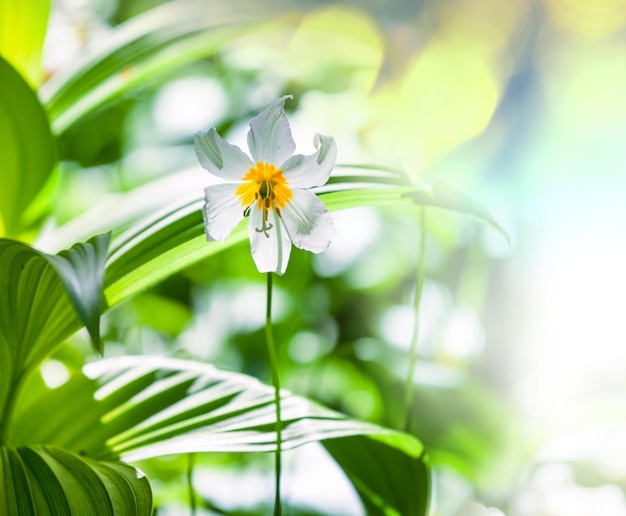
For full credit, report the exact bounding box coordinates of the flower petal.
[202,183,245,241]
[280,133,337,188]
[195,128,254,181]
[280,189,336,253]
[248,207,292,275]
[247,95,296,166]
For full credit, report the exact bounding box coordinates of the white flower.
[195,96,337,275]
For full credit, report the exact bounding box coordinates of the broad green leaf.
[104,199,243,306]
[12,356,429,515]
[0,240,75,429]
[0,0,50,86]
[40,0,282,134]
[0,235,109,437]
[0,56,55,237]
[45,233,111,354]
[324,434,430,516]
[12,356,392,459]
[0,445,151,515]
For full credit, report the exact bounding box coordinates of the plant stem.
[0,371,26,445]
[186,453,196,516]
[404,207,426,433]
[265,272,282,516]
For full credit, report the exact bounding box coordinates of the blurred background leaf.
[0,56,55,238]
[0,0,50,86]
[40,0,288,135]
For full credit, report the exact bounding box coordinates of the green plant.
[0,1,508,513]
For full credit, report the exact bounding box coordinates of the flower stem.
[265,272,282,516]
[404,207,426,433]
[186,453,196,516]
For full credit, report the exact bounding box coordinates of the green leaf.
[0,56,55,237]
[13,356,392,459]
[44,233,111,354]
[38,166,506,313]
[0,0,50,86]
[324,434,430,516]
[0,235,109,438]
[0,445,152,515]
[101,186,415,307]
[104,200,244,307]
[95,166,421,308]
[40,0,279,134]
[0,240,75,428]
[329,165,509,243]
[102,184,507,309]
[403,180,510,244]
[332,163,412,186]
[12,356,429,515]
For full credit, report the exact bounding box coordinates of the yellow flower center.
[236,163,293,228]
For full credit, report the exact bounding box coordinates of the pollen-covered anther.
[235,161,293,233]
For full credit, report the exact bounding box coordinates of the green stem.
[186,453,196,516]
[0,370,27,445]
[265,272,282,516]
[404,207,426,433]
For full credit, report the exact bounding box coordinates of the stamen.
[255,214,274,238]
[235,162,293,233]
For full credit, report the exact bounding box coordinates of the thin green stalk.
[186,453,196,516]
[404,207,426,433]
[265,272,282,516]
